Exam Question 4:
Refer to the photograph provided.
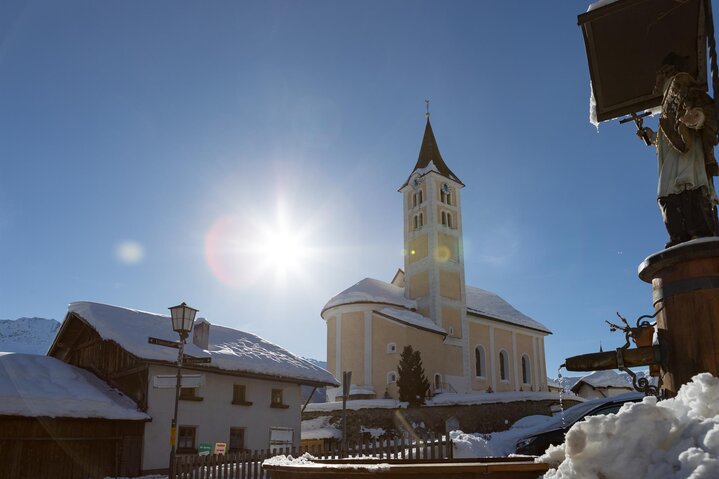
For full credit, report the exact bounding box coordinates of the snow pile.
[68,302,338,386]
[450,430,497,457]
[361,426,386,439]
[0,353,149,420]
[465,286,550,333]
[540,373,719,478]
[323,278,416,312]
[263,452,318,466]
[301,415,341,440]
[450,414,557,458]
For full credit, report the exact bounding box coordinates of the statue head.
[653,52,690,95]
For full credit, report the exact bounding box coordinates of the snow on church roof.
[0,353,149,420]
[322,278,417,313]
[466,286,551,334]
[67,302,338,386]
[376,308,446,335]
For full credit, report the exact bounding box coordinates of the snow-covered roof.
[375,308,446,335]
[66,302,338,387]
[466,286,551,334]
[322,278,416,313]
[571,370,632,392]
[0,353,149,420]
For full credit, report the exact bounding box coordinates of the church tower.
[399,114,467,347]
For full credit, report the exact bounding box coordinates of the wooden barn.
[0,353,149,479]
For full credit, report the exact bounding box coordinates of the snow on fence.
[173,433,453,479]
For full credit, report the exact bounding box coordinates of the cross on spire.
[425,99,430,119]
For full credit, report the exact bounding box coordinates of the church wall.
[371,315,405,399]
[468,322,491,391]
[438,233,459,263]
[516,333,536,390]
[408,234,428,264]
[493,328,515,392]
[327,316,336,376]
[409,270,429,299]
[441,305,462,338]
[439,270,461,300]
[340,312,365,386]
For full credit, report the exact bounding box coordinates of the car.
[514,392,644,455]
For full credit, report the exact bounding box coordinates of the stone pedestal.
[639,239,719,397]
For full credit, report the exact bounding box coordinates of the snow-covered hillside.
[0,317,60,354]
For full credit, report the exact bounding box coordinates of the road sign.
[183,355,212,364]
[148,337,180,349]
[198,443,212,456]
[214,443,227,455]
[153,374,203,389]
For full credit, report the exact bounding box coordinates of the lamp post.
[167,302,198,479]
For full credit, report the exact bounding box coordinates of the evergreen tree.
[396,345,430,406]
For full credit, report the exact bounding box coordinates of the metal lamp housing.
[169,302,198,338]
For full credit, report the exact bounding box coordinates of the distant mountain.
[0,317,61,354]
[301,358,329,403]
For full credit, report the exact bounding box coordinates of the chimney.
[192,318,210,350]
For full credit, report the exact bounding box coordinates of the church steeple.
[401,117,463,189]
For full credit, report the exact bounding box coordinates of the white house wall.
[143,364,301,472]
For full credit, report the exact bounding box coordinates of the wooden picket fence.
[173,433,453,479]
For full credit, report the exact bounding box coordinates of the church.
[322,115,552,402]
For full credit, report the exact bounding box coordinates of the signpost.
[341,371,351,457]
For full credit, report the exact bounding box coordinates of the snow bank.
[450,414,557,458]
[450,431,497,457]
[263,453,318,466]
[540,373,719,478]
[361,426,386,439]
[301,415,341,440]
[0,353,149,420]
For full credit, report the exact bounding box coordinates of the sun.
[204,201,318,288]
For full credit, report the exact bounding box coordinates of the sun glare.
[205,200,318,288]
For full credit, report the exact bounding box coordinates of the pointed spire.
[401,114,463,188]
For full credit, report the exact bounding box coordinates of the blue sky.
[0,1,698,376]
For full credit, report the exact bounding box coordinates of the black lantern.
[168,302,198,339]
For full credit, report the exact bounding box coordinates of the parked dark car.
[514,392,643,455]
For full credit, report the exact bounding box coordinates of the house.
[323,116,552,401]
[48,301,338,475]
[0,352,149,478]
[570,370,633,399]
[546,377,564,393]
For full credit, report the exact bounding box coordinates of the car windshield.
[542,394,641,430]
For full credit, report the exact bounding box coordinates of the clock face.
[412,175,421,189]
[441,183,449,193]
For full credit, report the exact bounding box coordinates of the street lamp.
[168,302,198,479]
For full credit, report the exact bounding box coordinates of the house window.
[178,426,197,452]
[475,346,486,378]
[180,387,203,401]
[387,343,397,353]
[434,373,442,391]
[522,354,531,384]
[271,389,288,408]
[449,326,454,335]
[387,371,397,384]
[499,350,509,382]
[232,384,252,405]
[269,427,294,452]
[229,427,246,453]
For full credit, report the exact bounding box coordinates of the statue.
[638,55,719,248]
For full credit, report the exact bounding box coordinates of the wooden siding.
[0,417,143,479]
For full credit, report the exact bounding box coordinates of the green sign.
[198,443,213,456]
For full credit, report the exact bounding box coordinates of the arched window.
[413,215,418,229]
[419,212,424,227]
[412,193,417,208]
[387,343,397,353]
[441,211,447,225]
[434,373,442,391]
[447,213,453,229]
[387,371,397,384]
[499,350,509,381]
[447,192,452,206]
[475,346,486,378]
[440,191,447,203]
[522,354,531,384]
[418,190,423,204]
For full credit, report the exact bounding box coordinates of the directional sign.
[198,443,213,456]
[183,355,212,364]
[153,374,204,389]
[148,337,180,349]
